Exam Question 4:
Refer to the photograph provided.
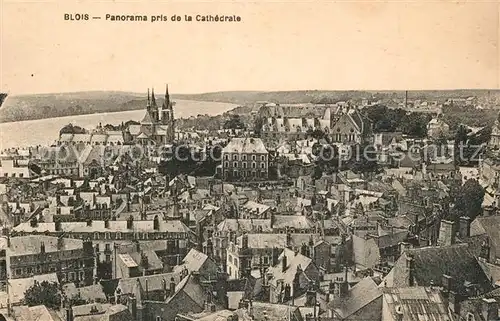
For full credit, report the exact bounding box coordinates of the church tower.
[161,84,175,142]
[151,87,159,122]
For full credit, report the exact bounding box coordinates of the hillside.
[0,91,150,123]
[1,89,500,123]
[174,89,500,105]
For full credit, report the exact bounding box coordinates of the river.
[0,100,237,150]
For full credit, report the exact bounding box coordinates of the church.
[126,85,176,145]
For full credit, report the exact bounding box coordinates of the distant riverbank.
[0,100,237,149]
[0,91,238,124]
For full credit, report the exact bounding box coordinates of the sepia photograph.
[0,1,499,320]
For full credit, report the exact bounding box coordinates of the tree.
[24,281,62,309]
[223,114,245,130]
[452,179,485,221]
[350,143,382,179]
[253,116,265,137]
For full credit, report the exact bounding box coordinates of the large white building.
[221,137,269,180]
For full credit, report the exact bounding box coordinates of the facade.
[221,137,269,180]
[226,233,286,279]
[3,235,95,286]
[11,217,193,280]
[427,116,450,139]
[489,119,500,150]
[0,157,31,179]
[259,102,368,144]
[126,86,175,145]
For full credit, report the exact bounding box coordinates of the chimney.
[153,215,160,230]
[441,274,454,296]
[399,242,412,255]
[128,295,137,320]
[282,254,288,272]
[57,237,64,251]
[272,247,280,266]
[55,220,62,232]
[65,306,74,321]
[40,242,46,254]
[448,291,461,314]
[482,298,499,321]
[305,281,316,307]
[437,220,455,246]
[406,253,415,286]
[459,216,471,239]
[127,215,134,229]
[241,233,248,250]
[169,277,176,296]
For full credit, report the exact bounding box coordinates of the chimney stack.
[153,215,160,230]
[482,298,499,321]
[57,237,64,251]
[282,254,288,272]
[169,277,176,296]
[65,305,74,321]
[458,216,471,239]
[438,220,455,246]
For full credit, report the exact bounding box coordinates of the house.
[384,244,492,298]
[381,287,453,321]
[324,276,383,321]
[221,137,269,180]
[427,116,450,139]
[267,248,320,304]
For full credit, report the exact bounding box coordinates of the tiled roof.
[382,287,451,321]
[12,219,191,233]
[222,138,268,154]
[329,277,382,318]
[238,233,288,249]
[217,219,272,233]
[5,235,83,256]
[269,248,314,288]
[390,244,492,296]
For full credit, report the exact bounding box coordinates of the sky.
[1,0,499,95]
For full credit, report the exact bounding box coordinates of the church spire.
[147,88,151,107]
[151,87,157,107]
[164,84,171,109]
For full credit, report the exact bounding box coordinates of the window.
[105,243,111,252]
[156,317,162,321]
[94,232,99,240]
[242,162,247,169]
[233,154,238,161]
[79,271,84,280]
[252,162,256,169]
[261,163,265,169]
[261,155,265,161]
[233,162,238,168]
[224,155,229,160]
[105,255,111,262]
[467,313,474,321]
[116,232,121,239]
[19,173,23,178]
[252,155,256,161]
[224,161,229,168]
[242,155,247,161]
